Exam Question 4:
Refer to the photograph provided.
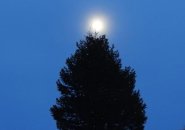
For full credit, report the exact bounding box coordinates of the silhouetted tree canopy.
[50,34,147,130]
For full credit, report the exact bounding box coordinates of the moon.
[86,14,109,34]
[89,17,106,33]
[91,18,104,32]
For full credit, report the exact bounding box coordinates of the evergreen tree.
[50,34,147,130]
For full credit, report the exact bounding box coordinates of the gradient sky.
[1,0,185,130]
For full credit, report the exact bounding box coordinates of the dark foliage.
[50,34,147,130]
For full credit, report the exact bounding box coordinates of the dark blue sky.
[1,0,185,130]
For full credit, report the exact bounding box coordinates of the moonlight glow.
[91,19,104,32]
[88,16,107,33]
[85,13,110,34]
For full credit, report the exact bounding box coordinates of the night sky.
[1,0,185,130]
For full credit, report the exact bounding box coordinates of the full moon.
[91,19,104,32]
[86,14,109,34]
[89,17,106,33]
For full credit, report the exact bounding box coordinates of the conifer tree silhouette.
[50,34,147,130]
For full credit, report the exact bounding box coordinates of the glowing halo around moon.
[91,18,104,32]
[87,15,108,34]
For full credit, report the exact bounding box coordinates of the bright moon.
[89,17,106,33]
[91,19,104,32]
[86,14,109,34]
